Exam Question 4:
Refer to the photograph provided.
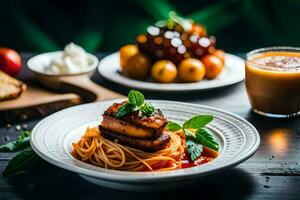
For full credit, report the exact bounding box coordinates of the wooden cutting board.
[0,76,123,111]
[0,74,124,124]
[0,82,82,111]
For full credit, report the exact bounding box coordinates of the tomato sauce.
[145,152,214,171]
[181,152,213,169]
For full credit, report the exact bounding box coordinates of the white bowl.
[26,51,99,90]
[27,51,99,76]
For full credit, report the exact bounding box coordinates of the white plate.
[98,52,245,92]
[30,100,260,191]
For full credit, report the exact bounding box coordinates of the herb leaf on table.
[3,147,40,176]
[0,131,30,152]
[1,131,41,176]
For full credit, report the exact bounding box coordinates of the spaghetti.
[72,127,185,171]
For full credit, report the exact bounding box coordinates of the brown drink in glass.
[246,47,300,118]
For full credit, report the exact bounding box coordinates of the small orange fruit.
[178,58,206,82]
[151,60,177,83]
[202,54,224,79]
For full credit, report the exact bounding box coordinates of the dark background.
[1,0,300,53]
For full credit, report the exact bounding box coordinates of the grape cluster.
[136,25,216,65]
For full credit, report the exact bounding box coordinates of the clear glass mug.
[245,47,300,118]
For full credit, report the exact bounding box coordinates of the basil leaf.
[195,128,219,151]
[186,139,203,161]
[116,103,136,118]
[0,131,30,152]
[128,90,144,107]
[116,90,155,117]
[140,102,155,117]
[166,121,182,132]
[3,147,40,176]
[183,115,213,129]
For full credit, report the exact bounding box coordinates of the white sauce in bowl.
[44,43,89,74]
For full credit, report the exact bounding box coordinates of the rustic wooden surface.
[0,54,299,200]
[0,81,81,111]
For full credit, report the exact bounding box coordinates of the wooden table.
[1,54,299,200]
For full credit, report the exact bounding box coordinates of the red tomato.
[0,48,22,76]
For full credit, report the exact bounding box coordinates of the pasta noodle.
[71,127,185,171]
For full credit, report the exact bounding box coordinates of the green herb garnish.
[115,103,136,118]
[166,121,182,132]
[128,90,144,107]
[196,128,219,151]
[186,140,203,161]
[0,131,30,152]
[183,115,213,130]
[166,115,218,161]
[116,90,155,118]
[140,102,155,116]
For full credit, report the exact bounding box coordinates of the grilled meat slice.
[99,126,171,152]
[104,102,167,129]
[101,115,163,139]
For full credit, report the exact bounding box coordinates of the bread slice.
[0,70,26,101]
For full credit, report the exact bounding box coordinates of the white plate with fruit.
[98,12,245,92]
